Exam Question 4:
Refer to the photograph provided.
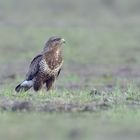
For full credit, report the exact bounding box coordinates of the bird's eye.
[52,38,61,42]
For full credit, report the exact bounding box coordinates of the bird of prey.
[15,36,65,92]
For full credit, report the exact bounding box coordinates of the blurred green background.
[1,0,140,89]
[0,0,140,140]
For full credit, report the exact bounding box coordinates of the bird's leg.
[33,76,43,91]
[45,76,55,91]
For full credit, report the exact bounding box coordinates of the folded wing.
[26,54,42,80]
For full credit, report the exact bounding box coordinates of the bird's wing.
[26,54,43,80]
[57,68,61,77]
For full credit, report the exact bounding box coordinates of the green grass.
[0,85,140,140]
[1,83,140,111]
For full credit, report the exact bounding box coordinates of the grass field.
[0,0,140,140]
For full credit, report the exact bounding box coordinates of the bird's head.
[44,36,65,52]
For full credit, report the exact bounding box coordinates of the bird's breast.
[39,58,63,77]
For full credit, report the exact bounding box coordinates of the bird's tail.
[15,80,33,92]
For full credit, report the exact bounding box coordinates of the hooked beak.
[61,38,66,44]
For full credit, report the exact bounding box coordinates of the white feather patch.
[21,80,33,87]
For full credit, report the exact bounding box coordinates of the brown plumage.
[15,36,65,92]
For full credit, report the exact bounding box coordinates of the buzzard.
[15,36,65,92]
